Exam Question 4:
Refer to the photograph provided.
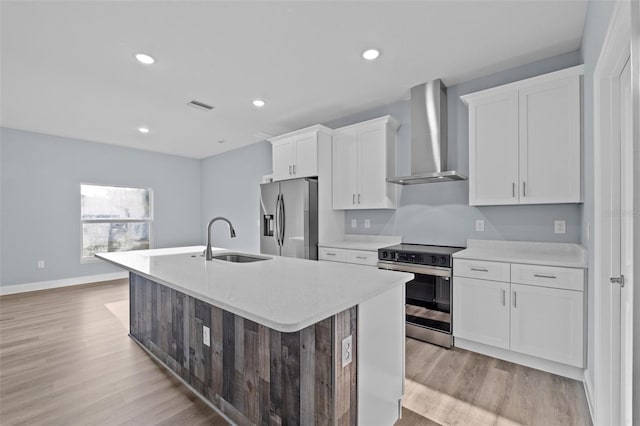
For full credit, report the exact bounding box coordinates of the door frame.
[592,1,633,425]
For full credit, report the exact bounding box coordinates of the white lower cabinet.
[453,259,585,369]
[453,277,510,349]
[319,247,378,267]
[510,283,584,367]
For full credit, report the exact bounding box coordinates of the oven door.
[378,261,452,347]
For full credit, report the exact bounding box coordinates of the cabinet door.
[519,77,581,203]
[272,140,293,182]
[468,91,520,205]
[292,132,318,178]
[453,277,510,349]
[358,122,390,209]
[510,283,584,367]
[332,128,358,209]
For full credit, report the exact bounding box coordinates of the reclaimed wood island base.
[130,273,357,425]
[97,246,409,426]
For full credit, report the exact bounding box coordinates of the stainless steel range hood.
[387,80,466,185]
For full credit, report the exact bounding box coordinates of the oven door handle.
[377,260,452,278]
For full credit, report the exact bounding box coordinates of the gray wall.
[200,140,272,253]
[579,0,616,390]
[0,128,202,286]
[325,51,583,247]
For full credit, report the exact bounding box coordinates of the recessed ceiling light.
[362,49,380,60]
[135,53,155,65]
[253,99,266,107]
[138,127,150,134]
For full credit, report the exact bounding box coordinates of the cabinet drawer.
[319,247,347,262]
[453,259,510,282]
[511,264,584,291]
[345,250,378,267]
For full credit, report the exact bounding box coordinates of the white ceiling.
[1,1,587,159]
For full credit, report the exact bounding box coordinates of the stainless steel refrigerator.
[260,178,318,260]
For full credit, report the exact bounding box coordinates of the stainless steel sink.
[210,253,270,263]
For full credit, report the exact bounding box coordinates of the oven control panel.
[378,249,452,267]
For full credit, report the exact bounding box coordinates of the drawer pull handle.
[356,256,367,260]
[326,253,336,256]
[470,267,489,272]
[534,274,556,279]
[513,291,517,308]
[501,289,506,306]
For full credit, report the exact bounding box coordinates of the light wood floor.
[0,280,591,426]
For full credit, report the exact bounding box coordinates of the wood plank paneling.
[129,273,358,425]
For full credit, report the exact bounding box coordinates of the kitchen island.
[97,246,410,426]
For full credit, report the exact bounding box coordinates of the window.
[81,184,152,260]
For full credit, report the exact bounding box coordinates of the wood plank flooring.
[0,279,591,426]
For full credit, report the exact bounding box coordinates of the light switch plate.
[351,219,357,228]
[37,260,45,269]
[475,220,485,232]
[341,335,353,367]
[364,219,371,229]
[203,325,210,347]
[554,220,566,234]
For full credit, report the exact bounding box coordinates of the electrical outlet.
[475,220,485,232]
[203,325,210,347]
[37,260,45,269]
[364,219,371,229]
[342,335,353,367]
[351,219,357,228]
[554,220,566,234]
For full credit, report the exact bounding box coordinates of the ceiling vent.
[187,100,214,111]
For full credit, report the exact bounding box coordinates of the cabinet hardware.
[289,165,292,175]
[501,289,506,306]
[534,274,556,279]
[513,291,517,308]
[326,252,336,256]
[358,194,361,204]
[292,164,296,174]
[470,267,489,272]
[610,275,625,287]
[353,194,356,204]
[356,256,367,260]
[512,182,516,198]
[523,181,526,197]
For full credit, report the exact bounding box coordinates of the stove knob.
[440,257,448,265]
[431,256,437,264]
[382,251,388,258]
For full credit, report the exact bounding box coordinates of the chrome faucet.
[205,217,237,260]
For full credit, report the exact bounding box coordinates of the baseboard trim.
[583,370,596,424]
[455,338,585,381]
[0,272,129,296]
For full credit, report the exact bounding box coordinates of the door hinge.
[610,275,625,287]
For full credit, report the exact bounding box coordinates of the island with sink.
[97,245,410,426]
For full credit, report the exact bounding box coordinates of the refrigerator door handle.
[279,194,286,245]
[274,194,281,246]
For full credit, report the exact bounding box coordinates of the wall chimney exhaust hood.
[387,80,466,185]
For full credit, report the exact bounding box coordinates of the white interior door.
[594,4,634,424]
[617,57,633,426]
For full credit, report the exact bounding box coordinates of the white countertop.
[97,246,411,332]
[452,239,587,268]
[319,234,401,252]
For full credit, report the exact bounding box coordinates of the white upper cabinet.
[269,125,332,182]
[332,116,399,210]
[462,65,584,206]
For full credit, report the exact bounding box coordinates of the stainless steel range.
[377,243,465,348]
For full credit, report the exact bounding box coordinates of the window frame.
[80,183,154,263]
